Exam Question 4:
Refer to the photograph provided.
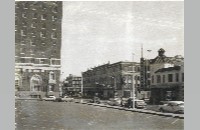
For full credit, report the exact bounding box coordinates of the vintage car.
[159,101,184,114]
[107,98,121,106]
[42,96,56,101]
[61,96,74,102]
[123,98,147,109]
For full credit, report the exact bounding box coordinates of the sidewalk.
[74,101,184,119]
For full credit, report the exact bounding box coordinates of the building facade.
[62,74,82,97]
[15,1,62,98]
[82,61,141,99]
[149,48,184,104]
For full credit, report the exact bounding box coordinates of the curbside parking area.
[74,101,184,119]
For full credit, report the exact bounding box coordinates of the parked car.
[42,96,56,101]
[159,101,184,114]
[61,96,74,102]
[88,97,101,104]
[121,98,129,107]
[54,97,62,102]
[107,98,121,106]
[124,98,147,109]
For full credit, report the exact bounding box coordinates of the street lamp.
[132,52,135,109]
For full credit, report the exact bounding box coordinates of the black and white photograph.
[15,0,184,130]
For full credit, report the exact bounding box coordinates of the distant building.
[63,74,82,96]
[82,61,140,99]
[15,1,62,98]
[149,48,184,104]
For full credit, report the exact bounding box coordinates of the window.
[20,58,25,63]
[163,75,165,83]
[40,59,45,64]
[30,39,36,46]
[128,66,133,71]
[21,41,25,45]
[23,3,28,9]
[151,75,154,84]
[41,23,46,29]
[147,73,150,78]
[156,75,161,83]
[52,6,58,13]
[32,13,37,19]
[15,80,19,87]
[148,80,151,85]
[51,32,57,39]
[42,42,46,46]
[31,23,36,28]
[52,15,57,21]
[182,73,184,82]
[41,14,47,20]
[30,49,35,56]
[31,58,35,63]
[138,67,140,71]
[22,13,27,18]
[22,21,27,27]
[50,72,55,80]
[147,66,150,71]
[176,73,179,82]
[52,41,56,46]
[168,74,173,82]
[30,31,36,38]
[40,31,46,38]
[21,30,26,36]
[40,4,46,10]
[52,24,56,30]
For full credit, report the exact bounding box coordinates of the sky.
[61,1,184,79]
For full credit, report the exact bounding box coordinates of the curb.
[75,101,184,119]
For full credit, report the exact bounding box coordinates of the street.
[15,100,184,130]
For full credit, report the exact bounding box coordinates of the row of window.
[19,30,58,39]
[18,40,58,46]
[16,2,59,13]
[152,73,184,84]
[16,21,57,30]
[16,58,60,65]
[72,77,82,80]
[124,66,140,72]
[72,81,82,84]
[19,13,58,21]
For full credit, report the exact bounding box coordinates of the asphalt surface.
[15,100,184,130]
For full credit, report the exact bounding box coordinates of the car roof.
[168,101,184,104]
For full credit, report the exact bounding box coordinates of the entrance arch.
[30,74,42,91]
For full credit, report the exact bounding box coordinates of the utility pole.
[109,76,116,98]
[80,75,83,102]
[132,53,135,109]
[132,74,135,109]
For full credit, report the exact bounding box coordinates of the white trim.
[35,58,48,59]
[15,65,61,71]
[21,57,34,58]
[50,58,60,60]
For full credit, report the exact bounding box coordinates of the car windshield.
[136,101,145,104]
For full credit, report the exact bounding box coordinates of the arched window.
[49,71,55,80]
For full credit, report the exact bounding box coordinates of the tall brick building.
[15,1,62,98]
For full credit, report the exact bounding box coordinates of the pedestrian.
[127,98,132,108]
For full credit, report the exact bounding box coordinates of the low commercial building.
[82,61,140,99]
[62,74,82,97]
[149,48,184,104]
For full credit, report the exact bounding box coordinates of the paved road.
[15,100,183,130]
